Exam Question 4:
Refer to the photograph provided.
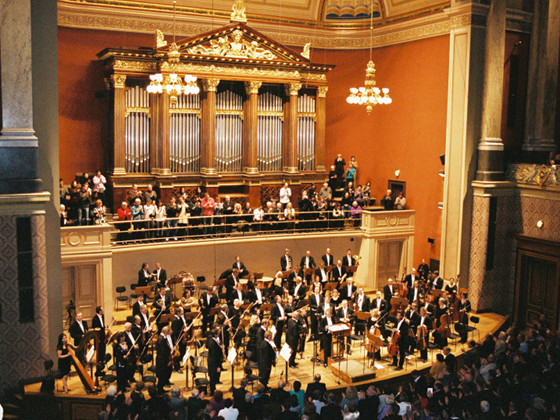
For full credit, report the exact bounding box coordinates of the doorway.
[62,264,98,326]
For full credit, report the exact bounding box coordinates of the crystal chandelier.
[147,1,200,106]
[346,1,391,114]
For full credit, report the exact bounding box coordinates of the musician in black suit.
[308,285,323,339]
[132,294,146,317]
[229,283,245,306]
[420,295,435,317]
[91,306,106,365]
[138,262,153,287]
[153,286,171,332]
[383,278,396,303]
[113,333,129,393]
[280,248,293,272]
[320,308,336,367]
[457,293,471,343]
[407,280,423,304]
[225,268,241,302]
[138,304,151,336]
[314,261,329,284]
[249,282,268,312]
[429,271,444,290]
[258,331,277,389]
[341,249,355,269]
[291,276,307,302]
[270,296,287,349]
[331,260,346,283]
[390,311,409,370]
[122,321,140,383]
[69,312,88,346]
[199,287,219,333]
[416,307,432,361]
[371,291,388,316]
[341,277,357,301]
[207,327,224,396]
[156,326,173,393]
[171,307,188,372]
[336,300,354,354]
[352,288,370,335]
[417,259,429,280]
[321,248,334,267]
[299,250,316,283]
[286,311,300,368]
[215,304,231,351]
[153,262,167,287]
[232,256,248,277]
[404,268,418,290]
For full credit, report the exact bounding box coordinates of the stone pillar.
[112,74,127,175]
[243,81,262,175]
[283,82,301,174]
[200,79,220,175]
[0,0,41,193]
[315,87,328,172]
[150,92,170,175]
[523,0,559,160]
[476,0,506,181]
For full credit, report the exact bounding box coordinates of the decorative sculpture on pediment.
[302,43,311,59]
[187,29,276,60]
[231,0,247,23]
[155,29,167,49]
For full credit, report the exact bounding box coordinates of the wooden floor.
[25,310,508,402]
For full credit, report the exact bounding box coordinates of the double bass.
[416,324,428,352]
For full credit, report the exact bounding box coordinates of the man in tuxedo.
[199,287,219,333]
[286,311,300,368]
[229,283,245,306]
[225,268,241,302]
[353,288,370,335]
[270,296,287,348]
[138,262,153,286]
[383,278,395,303]
[69,312,88,346]
[299,250,316,284]
[331,260,346,283]
[250,282,268,311]
[390,311,409,370]
[404,268,418,290]
[280,248,293,272]
[156,326,173,393]
[372,291,388,316]
[341,249,355,269]
[417,259,430,280]
[341,277,357,301]
[132,293,146,317]
[320,308,336,367]
[91,306,106,365]
[420,295,435,317]
[291,276,307,303]
[207,327,224,396]
[305,374,327,399]
[407,280,422,304]
[309,285,323,339]
[321,248,334,267]
[153,262,167,288]
[336,300,354,354]
[416,307,432,361]
[153,286,171,332]
[171,307,188,373]
[138,304,151,337]
[315,261,329,284]
[258,331,277,389]
[232,256,248,277]
[430,271,444,290]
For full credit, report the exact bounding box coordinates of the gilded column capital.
[317,86,328,98]
[111,74,127,89]
[202,78,220,92]
[245,81,262,95]
[285,82,302,96]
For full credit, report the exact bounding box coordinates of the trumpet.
[353,255,362,260]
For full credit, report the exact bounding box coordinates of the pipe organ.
[98,21,334,204]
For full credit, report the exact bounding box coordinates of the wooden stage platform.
[23,312,508,420]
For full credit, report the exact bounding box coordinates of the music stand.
[339,281,348,289]
[209,307,221,317]
[431,289,444,300]
[326,265,335,273]
[253,272,264,280]
[159,314,174,325]
[346,266,358,275]
[259,303,273,317]
[281,270,293,278]
[135,286,152,300]
[296,299,309,309]
[323,282,338,292]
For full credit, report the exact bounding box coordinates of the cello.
[387,326,401,357]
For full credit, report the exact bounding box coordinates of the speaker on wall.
[439,154,445,165]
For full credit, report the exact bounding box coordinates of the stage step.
[329,359,376,383]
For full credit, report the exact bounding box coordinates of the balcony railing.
[108,209,363,245]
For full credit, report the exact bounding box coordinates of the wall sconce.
[438,170,445,177]
[437,202,444,210]
[394,170,400,178]
[537,220,544,229]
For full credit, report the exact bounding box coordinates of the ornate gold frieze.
[507,164,560,188]
[114,59,157,72]
[245,81,262,95]
[297,112,316,119]
[257,110,284,119]
[125,107,150,118]
[175,63,303,81]
[186,29,277,60]
[111,74,127,88]
[216,109,244,118]
[168,108,201,117]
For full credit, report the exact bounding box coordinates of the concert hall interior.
[1,0,560,418]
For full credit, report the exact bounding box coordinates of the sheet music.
[326,323,351,333]
[270,325,277,339]
[227,347,237,365]
[280,344,292,363]
[86,345,95,363]
[182,347,190,367]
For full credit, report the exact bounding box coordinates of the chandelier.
[346,1,391,114]
[146,1,200,106]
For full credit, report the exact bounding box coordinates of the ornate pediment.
[175,23,308,63]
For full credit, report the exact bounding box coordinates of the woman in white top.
[279,182,292,209]
[92,199,106,225]
[144,198,157,238]
[155,199,166,239]
[177,197,190,238]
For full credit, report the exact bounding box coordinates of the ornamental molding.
[58,2,532,50]
[506,164,560,189]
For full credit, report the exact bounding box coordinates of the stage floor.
[25,312,508,401]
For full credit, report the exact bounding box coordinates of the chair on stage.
[243,366,260,392]
[467,315,480,341]
[139,353,156,384]
[190,356,210,391]
[115,286,129,310]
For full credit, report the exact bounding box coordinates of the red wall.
[315,36,450,263]
[58,27,449,263]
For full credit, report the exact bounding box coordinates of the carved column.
[315,86,328,172]
[112,74,127,175]
[150,92,170,175]
[476,0,506,181]
[0,0,41,193]
[283,82,301,174]
[523,0,559,160]
[200,79,220,175]
[243,81,262,174]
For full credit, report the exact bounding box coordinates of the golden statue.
[231,0,247,23]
